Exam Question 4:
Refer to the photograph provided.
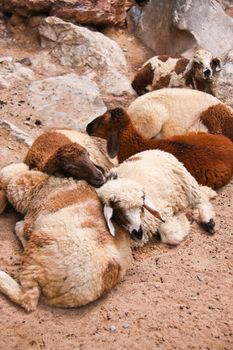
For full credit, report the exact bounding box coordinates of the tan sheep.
[0,163,158,311]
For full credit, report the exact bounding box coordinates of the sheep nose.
[89,173,105,188]
[204,68,211,78]
[86,121,94,135]
[131,226,143,240]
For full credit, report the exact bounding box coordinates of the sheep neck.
[117,125,166,163]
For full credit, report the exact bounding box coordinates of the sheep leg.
[0,270,40,311]
[158,213,190,245]
[173,165,216,234]
[15,220,27,248]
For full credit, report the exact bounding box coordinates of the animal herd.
[0,48,232,312]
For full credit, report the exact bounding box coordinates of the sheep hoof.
[201,218,215,234]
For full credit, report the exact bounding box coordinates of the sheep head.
[86,108,130,159]
[192,49,221,81]
[53,143,105,188]
[98,177,164,240]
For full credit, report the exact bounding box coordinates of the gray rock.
[28,73,107,131]
[38,17,134,96]
[134,0,233,56]
[212,50,233,107]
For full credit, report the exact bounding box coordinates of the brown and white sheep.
[0,163,160,311]
[132,49,221,95]
[24,129,116,187]
[86,107,233,190]
[127,88,233,141]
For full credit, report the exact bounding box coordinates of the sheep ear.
[0,190,7,215]
[212,57,221,71]
[107,129,119,159]
[103,205,115,236]
[143,196,165,222]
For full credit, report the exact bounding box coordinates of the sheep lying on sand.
[99,150,217,247]
[0,163,160,311]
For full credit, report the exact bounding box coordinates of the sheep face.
[86,112,110,139]
[193,49,221,81]
[98,178,163,240]
[55,143,105,187]
[86,108,129,159]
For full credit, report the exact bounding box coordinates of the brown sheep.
[86,108,233,190]
[132,49,221,96]
[24,130,108,187]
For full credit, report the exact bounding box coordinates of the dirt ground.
[0,15,232,350]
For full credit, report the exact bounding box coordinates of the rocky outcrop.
[212,50,233,107]
[132,0,233,56]
[28,73,107,131]
[38,17,134,96]
[0,0,127,26]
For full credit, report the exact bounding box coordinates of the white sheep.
[127,88,233,140]
[98,150,217,247]
[0,163,158,311]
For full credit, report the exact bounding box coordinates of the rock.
[0,120,32,146]
[0,57,34,89]
[126,6,142,34]
[212,50,233,107]
[17,57,32,66]
[38,17,134,96]
[134,0,233,56]
[28,73,107,131]
[0,0,127,26]
[110,325,117,332]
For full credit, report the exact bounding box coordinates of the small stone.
[17,57,32,66]
[122,323,129,329]
[35,119,42,126]
[110,325,117,332]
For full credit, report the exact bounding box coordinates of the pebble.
[110,325,117,332]
[122,323,129,329]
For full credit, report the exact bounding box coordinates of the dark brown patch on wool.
[157,55,170,62]
[102,261,121,294]
[174,58,189,75]
[200,103,233,141]
[153,74,171,90]
[131,63,154,95]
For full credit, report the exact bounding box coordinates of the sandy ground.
[0,14,232,350]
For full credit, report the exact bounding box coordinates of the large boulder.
[28,73,107,131]
[131,0,233,56]
[38,16,134,96]
[211,50,233,108]
[0,0,127,26]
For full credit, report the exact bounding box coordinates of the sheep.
[98,149,217,247]
[127,88,233,141]
[132,49,221,96]
[86,107,233,190]
[24,129,115,186]
[0,163,160,311]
